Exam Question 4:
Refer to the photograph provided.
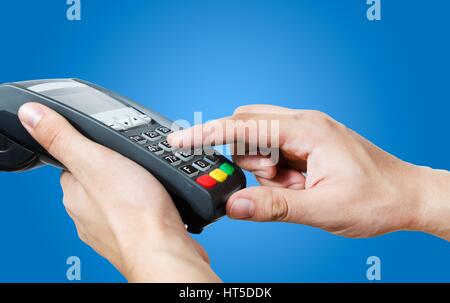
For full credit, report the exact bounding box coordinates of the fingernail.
[18,103,44,129]
[230,199,255,219]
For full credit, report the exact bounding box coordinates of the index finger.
[168,113,282,152]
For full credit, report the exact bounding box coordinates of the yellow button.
[209,169,228,182]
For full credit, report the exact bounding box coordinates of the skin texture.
[168,105,450,241]
[17,103,449,282]
[18,102,221,283]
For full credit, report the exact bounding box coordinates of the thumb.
[226,186,320,224]
[18,102,108,180]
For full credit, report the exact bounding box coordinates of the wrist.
[412,165,450,241]
[125,249,221,283]
[120,233,221,283]
[111,217,220,282]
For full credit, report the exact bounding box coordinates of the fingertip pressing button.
[209,169,228,182]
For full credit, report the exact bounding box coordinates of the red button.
[196,175,217,189]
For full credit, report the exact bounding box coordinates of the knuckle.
[291,111,307,122]
[61,186,77,211]
[233,106,250,115]
[60,172,73,187]
[77,231,88,244]
[269,191,290,221]
[72,222,89,243]
[60,174,68,188]
[304,110,331,123]
[45,124,69,156]
[296,110,342,138]
[62,196,70,209]
[232,112,252,122]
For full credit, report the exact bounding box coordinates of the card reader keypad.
[176,151,194,162]
[159,140,172,152]
[121,120,236,190]
[163,154,182,166]
[156,127,172,136]
[129,135,147,144]
[180,165,199,177]
[193,159,210,172]
[142,131,161,141]
[147,144,164,155]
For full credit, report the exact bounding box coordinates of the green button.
[220,163,235,176]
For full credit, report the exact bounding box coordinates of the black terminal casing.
[0,79,246,233]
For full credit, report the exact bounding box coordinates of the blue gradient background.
[0,0,448,282]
